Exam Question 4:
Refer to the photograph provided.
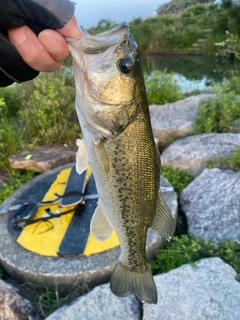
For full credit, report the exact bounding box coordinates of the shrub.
[18,69,80,145]
[0,170,37,204]
[145,70,184,105]
[150,235,240,277]
[194,85,240,133]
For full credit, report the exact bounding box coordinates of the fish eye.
[118,58,133,75]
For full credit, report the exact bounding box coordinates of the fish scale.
[67,22,175,304]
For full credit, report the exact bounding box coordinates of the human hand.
[8,15,82,73]
[0,0,80,87]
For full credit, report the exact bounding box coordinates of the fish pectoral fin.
[93,139,110,178]
[90,200,113,241]
[151,192,175,241]
[110,261,158,304]
[76,138,89,174]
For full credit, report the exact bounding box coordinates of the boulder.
[0,280,33,320]
[143,257,240,320]
[150,94,213,147]
[8,145,76,172]
[180,168,240,243]
[46,283,141,320]
[161,133,240,176]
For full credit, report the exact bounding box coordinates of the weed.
[194,82,240,133]
[161,166,195,234]
[150,235,240,277]
[0,170,38,204]
[145,70,184,105]
[207,145,240,171]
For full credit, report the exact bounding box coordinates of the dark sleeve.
[0,0,76,87]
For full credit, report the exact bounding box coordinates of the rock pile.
[1,94,240,319]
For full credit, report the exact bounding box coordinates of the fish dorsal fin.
[93,138,110,178]
[151,192,175,241]
[90,200,114,241]
[76,138,89,174]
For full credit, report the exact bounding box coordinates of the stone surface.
[46,283,141,320]
[149,94,213,147]
[0,280,33,320]
[180,168,240,243]
[161,133,240,176]
[143,257,240,320]
[0,163,177,291]
[8,146,76,172]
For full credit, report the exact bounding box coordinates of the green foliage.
[22,282,89,318]
[0,66,80,171]
[0,170,37,204]
[221,0,233,9]
[195,77,240,133]
[216,32,240,60]
[18,70,79,144]
[0,85,23,119]
[161,166,194,235]
[0,120,24,170]
[207,146,240,171]
[145,70,184,104]
[149,235,240,277]
[129,2,240,54]
[161,166,194,197]
[182,4,207,17]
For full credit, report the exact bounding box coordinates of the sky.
[74,0,170,29]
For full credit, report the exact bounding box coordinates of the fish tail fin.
[110,260,158,304]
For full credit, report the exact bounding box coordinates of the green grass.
[26,283,89,318]
[207,146,240,171]
[150,235,240,279]
[0,170,38,205]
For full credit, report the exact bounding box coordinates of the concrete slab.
[0,163,177,291]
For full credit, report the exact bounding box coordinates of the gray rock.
[150,94,213,147]
[0,164,177,291]
[143,257,240,320]
[161,133,240,175]
[0,280,33,320]
[8,145,76,172]
[181,168,240,243]
[46,283,141,320]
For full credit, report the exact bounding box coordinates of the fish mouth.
[67,22,137,55]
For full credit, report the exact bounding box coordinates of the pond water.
[141,54,239,93]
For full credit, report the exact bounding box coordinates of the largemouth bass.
[67,22,175,304]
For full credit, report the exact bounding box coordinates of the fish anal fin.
[76,138,89,175]
[110,261,158,304]
[151,192,175,241]
[90,200,113,241]
[93,139,110,178]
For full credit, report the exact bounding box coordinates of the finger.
[8,25,61,72]
[38,29,70,62]
[56,15,83,38]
